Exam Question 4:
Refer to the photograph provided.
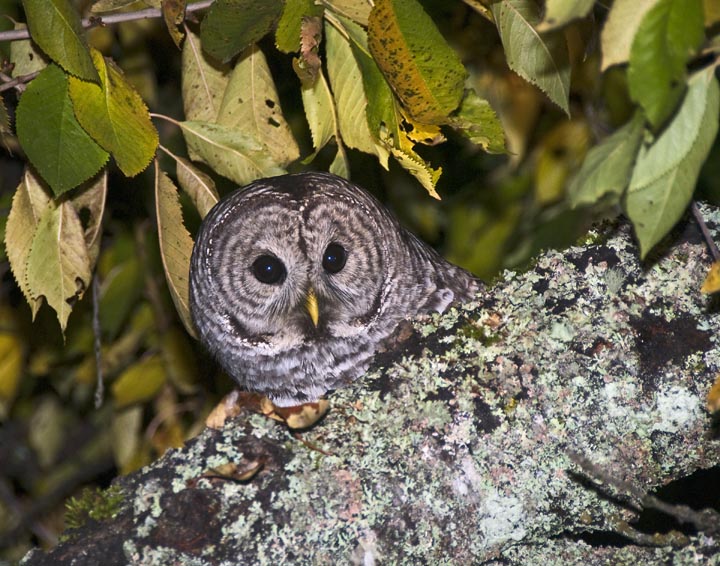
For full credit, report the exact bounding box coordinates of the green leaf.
[181,27,230,123]
[490,0,571,115]
[15,64,109,196]
[111,355,166,408]
[25,200,93,331]
[600,0,657,71]
[68,49,158,177]
[368,0,466,124]
[217,44,300,167]
[10,22,47,77]
[100,256,143,340]
[180,120,286,185]
[301,71,338,154]
[450,89,506,154]
[338,15,398,141]
[21,0,98,82]
[5,169,51,315]
[200,0,283,63]
[625,67,719,257]
[173,153,219,219]
[325,20,388,166]
[326,0,372,26]
[627,0,704,130]
[568,113,645,207]
[275,0,322,53]
[154,162,197,339]
[538,0,595,30]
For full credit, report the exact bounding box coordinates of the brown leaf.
[293,16,322,86]
[162,0,186,48]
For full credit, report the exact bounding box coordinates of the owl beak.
[305,288,320,327]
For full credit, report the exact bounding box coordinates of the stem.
[0,0,215,43]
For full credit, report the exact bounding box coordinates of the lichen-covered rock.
[22,208,720,565]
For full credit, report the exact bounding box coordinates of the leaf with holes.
[217,44,300,167]
[68,49,158,177]
[155,162,197,338]
[451,89,506,154]
[182,28,230,124]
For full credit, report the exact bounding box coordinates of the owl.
[189,172,479,407]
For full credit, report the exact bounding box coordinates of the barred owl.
[189,172,479,407]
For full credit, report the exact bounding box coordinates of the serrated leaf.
[200,0,283,63]
[625,67,719,257]
[491,0,571,115]
[180,120,286,185]
[368,0,466,124]
[338,15,399,141]
[25,200,92,331]
[173,153,219,219]
[325,20,388,166]
[72,172,107,267]
[5,169,51,315]
[111,355,166,408]
[568,113,645,207]
[161,0,186,48]
[381,129,442,199]
[600,0,657,71]
[275,0,322,53]
[293,15,323,85]
[301,71,338,154]
[182,27,230,123]
[10,22,47,77]
[538,0,595,31]
[21,0,98,82]
[155,162,197,338]
[16,64,109,196]
[68,49,158,177]
[451,89,506,153]
[217,44,300,167]
[627,0,704,130]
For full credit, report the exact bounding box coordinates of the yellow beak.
[305,288,320,327]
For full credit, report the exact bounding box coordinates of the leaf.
[368,0,466,124]
[326,0,372,26]
[275,0,322,53]
[161,0,186,48]
[627,0,704,130]
[155,161,198,338]
[325,20,388,166]
[217,44,300,167]
[5,169,51,313]
[15,64,109,196]
[99,256,143,340]
[161,327,199,394]
[701,261,720,294]
[329,143,349,178]
[25,200,93,331]
[293,15,323,85]
[68,49,159,177]
[173,153,219,219]
[301,71,339,154]
[180,120,286,185]
[600,0,658,71]
[568,113,645,207]
[200,0,284,63]
[450,89,506,153]
[534,120,590,205]
[72,171,108,267]
[182,27,230,123]
[10,22,47,77]
[0,332,23,403]
[111,355,166,408]
[381,129,442,199]
[21,0,98,82]
[625,67,720,257]
[538,0,595,31]
[490,0,571,115]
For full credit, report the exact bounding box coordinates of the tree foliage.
[0,0,719,558]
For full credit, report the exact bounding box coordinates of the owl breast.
[189,172,479,407]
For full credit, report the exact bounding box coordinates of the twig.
[0,70,38,93]
[0,0,215,44]
[691,201,720,262]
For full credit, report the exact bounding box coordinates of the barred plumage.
[189,172,479,406]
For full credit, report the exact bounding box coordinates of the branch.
[0,0,215,43]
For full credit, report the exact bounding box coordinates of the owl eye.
[252,254,286,284]
[322,243,347,274]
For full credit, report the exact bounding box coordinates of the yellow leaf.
[68,48,158,177]
[181,28,230,123]
[25,200,92,332]
[154,161,197,338]
[71,171,108,268]
[707,373,720,413]
[0,333,23,403]
[701,261,720,294]
[111,355,166,408]
[174,155,219,219]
